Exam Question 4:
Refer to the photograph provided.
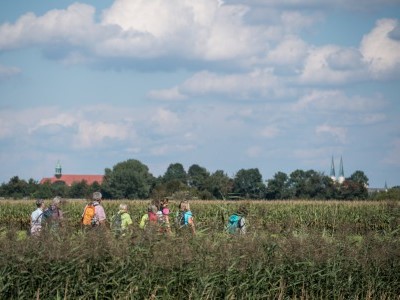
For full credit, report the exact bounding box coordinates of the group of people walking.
[30,192,248,237]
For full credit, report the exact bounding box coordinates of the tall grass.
[0,200,399,299]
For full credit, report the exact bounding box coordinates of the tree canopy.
[0,158,383,201]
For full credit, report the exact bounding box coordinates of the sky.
[0,0,399,188]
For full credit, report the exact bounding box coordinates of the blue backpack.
[227,214,242,234]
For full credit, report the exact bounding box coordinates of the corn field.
[0,199,399,299]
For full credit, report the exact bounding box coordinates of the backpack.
[148,211,158,223]
[41,206,62,230]
[112,212,123,230]
[175,211,187,228]
[82,204,97,226]
[42,207,54,220]
[111,212,123,236]
[227,214,242,234]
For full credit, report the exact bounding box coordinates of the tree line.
[0,158,398,200]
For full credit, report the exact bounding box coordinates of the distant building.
[330,155,345,184]
[367,181,389,194]
[338,156,345,184]
[330,156,336,182]
[40,161,104,186]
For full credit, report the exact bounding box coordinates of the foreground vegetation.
[0,200,399,299]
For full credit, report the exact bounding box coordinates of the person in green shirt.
[111,203,133,238]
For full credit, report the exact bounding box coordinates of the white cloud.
[223,0,399,11]
[0,0,301,69]
[293,90,385,112]
[299,45,367,84]
[150,108,181,135]
[360,18,400,79]
[29,113,77,133]
[326,48,365,71]
[266,35,309,67]
[100,0,268,61]
[0,3,98,51]
[149,69,287,100]
[316,124,347,143]
[74,121,130,149]
[280,11,323,33]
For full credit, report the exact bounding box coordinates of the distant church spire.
[330,156,336,181]
[338,156,345,184]
[55,160,62,179]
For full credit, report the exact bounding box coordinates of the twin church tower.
[330,156,345,184]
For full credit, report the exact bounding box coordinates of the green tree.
[266,172,289,199]
[188,164,210,191]
[287,170,307,198]
[348,170,369,187]
[33,181,53,199]
[206,170,233,200]
[303,170,328,199]
[321,175,338,199]
[89,181,102,196]
[4,176,29,199]
[102,159,155,199]
[233,168,266,199]
[163,163,187,185]
[68,181,90,199]
[338,179,368,200]
[51,181,69,198]
[380,187,400,200]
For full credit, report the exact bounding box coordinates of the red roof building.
[40,174,104,186]
[40,161,104,186]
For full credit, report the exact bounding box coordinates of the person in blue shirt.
[176,200,195,235]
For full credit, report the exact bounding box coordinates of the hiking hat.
[36,199,44,206]
[52,196,62,205]
[93,191,102,201]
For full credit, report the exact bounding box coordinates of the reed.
[0,200,399,299]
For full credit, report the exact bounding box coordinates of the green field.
[0,200,399,299]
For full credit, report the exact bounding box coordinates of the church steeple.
[338,156,345,184]
[330,156,336,181]
[55,160,62,179]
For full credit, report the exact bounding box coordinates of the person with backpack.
[111,203,133,238]
[30,199,46,236]
[81,191,106,228]
[226,205,248,235]
[43,196,64,232]
[139,203,158,230]
[175,200,195,235]
[159,198,171,235]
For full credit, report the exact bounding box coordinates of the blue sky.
[0,0,399,188]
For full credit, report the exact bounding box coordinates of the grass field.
[0,199,399,299]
